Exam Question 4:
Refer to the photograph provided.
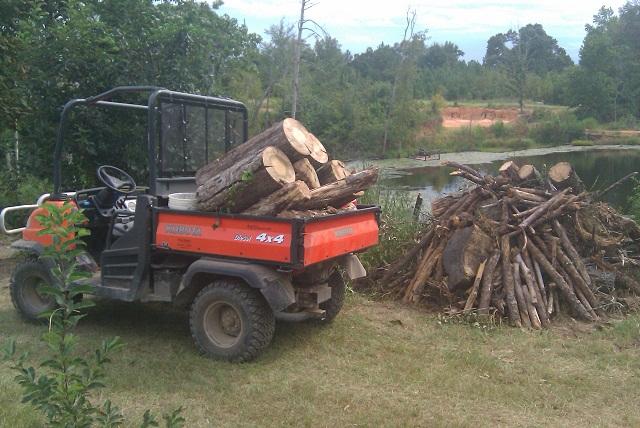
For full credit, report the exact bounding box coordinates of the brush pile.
[377,160,640,328]
[194,118,378,217]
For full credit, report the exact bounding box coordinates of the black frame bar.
[52,86,249,194]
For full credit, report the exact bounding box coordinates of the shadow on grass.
[76,298,326,364]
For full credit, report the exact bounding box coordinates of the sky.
[219,0,628,62]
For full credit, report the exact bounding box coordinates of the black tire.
[189,280,275,362]
[318,270,346,323]
[10,260,56,322]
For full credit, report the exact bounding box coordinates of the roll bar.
[52,86,249,195]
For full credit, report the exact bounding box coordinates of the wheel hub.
[220,307,241,336]
[203,301,244,348]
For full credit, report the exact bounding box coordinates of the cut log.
[196,118,316,186]
[528,239,593,321]
[196,146,294,212]
[548,162,585,193]
[478,250,501,315]
[242,181,311,217]
[513,263,532,327]
[499,161,520,182]
[518,164,542,183]
[442,225,494,291]
[380,229,434,284]
[305,131,329,167]
[292,158,321,189]
[291,168,379,211]
[464,260,486,312]
[316,160,350,185]
[516,254,550,327]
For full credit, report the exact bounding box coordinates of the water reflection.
[381,149,640,211]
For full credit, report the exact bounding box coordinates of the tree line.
[1,0,639,203]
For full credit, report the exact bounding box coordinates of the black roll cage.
[53,86,249,195]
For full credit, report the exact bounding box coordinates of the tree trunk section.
[196,146,295,212]
[291,168,379,211]
[499,161,520,182]
[305,131,329,167]
[443,225,494,291]
[195,118,312,186]
[548,162,585,193]
[293,158,320,189]
[518,164,542,183]
[242,181,311,216]
[317,160,350,185]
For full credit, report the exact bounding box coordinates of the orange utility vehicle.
[0,87,380,361]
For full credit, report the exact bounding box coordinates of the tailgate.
[302,206,380,266]
[155,210,296,264]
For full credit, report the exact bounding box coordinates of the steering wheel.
[97,165,137,194]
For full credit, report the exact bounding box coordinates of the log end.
[263,146,296,184]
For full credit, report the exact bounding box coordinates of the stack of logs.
[195,118,378,217]
[378,160,640,328]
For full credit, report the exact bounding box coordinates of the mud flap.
[342,254,366,279]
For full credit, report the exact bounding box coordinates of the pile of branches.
[377,160,640,328]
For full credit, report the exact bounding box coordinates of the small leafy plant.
[2,202,184,427]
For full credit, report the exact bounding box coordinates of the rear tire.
[10,260,56,322]
[189,280,275,362]
[318,270,346,323]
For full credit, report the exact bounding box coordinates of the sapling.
[2,202,184,427]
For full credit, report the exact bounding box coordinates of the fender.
[10,239,44,255]
[176,258,296,312]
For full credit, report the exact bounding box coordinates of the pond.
[373,145,640,212]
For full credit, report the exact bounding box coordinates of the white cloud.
[220,0,627,59]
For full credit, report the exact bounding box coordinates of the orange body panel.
[155,211,295,264]
[302,211,379,266]
[22,201,78,246]
[154,208,379,267]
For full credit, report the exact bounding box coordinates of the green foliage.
[1,202,184,427]
[358,187,421,271]
[529,112,585,146]
[629,180,640,222]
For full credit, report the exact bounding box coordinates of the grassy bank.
[2,265,640,426]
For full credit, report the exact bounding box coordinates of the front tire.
[10,260,56,322]
[189,280,275,362]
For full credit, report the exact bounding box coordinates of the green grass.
[2,259,640,427]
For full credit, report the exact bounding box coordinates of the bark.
[548,162,585,193]
[464,260,487,312]
[478,250,501,315]
[499,160,520,182]
[512,262,532,327]
[443,225,494,291]
[516,254,550,327]
[518,164,542,183]
[242,181,311,216]
[380,229,434,284]
[316,160,350,185]
[528,239,593,321]
[196,146,295,212]
[291,168,379,210]
[195,118,314,185]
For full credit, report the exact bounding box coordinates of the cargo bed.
[153,205,380,268]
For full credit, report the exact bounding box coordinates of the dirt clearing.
[442,107,521,128]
